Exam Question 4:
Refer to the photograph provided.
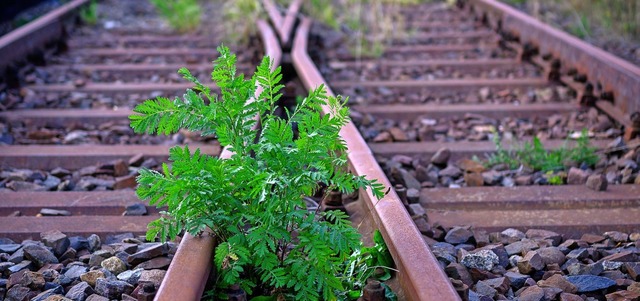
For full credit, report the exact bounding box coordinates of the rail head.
[291,17,460,301]
[464,0,640,117]
[0,0,89,73]
[155,20,282,301]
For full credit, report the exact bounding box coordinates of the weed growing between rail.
[149,0,201,33]
[129,45,396,300]
[483,129,600,173]
[79,0,98,26]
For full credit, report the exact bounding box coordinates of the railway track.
[1,0,639,300]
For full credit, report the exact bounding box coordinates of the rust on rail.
[0,0,89,73]
[293,17,459,301]
[463,0,640,120]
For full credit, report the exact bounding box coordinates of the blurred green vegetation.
[502,0,639,41]
[149,0,201,33]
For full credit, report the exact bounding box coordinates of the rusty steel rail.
[155,19,282,301]
[262,0,303,46]
[0,0,88,74]
[292,17,459,301]
[463,0,640,121]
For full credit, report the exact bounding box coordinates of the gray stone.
[505,239,539,256]
[139,269,166,288]
[586,174,607,191]
[461,250,499,271]
[518,285,545,301]
[7,180,48,191]
[127,244,168,266]
[480,245,509,268]
[517,251,544,274]
[80,270,105,287]
[400,170,421,191]
[444,227,474,245]
[85,294,109,301]
[480,277,510,294]
[537,247,566,266]
[135,256,171,270]
[526,229,563,246]
[65,281,95,301]
[8,260,32,273]
[604,231,629,243]
[445,263,473,287]
[602,250,637,262]
[20,271,45,290]
[88,250,112,267]
[501,177,515,187]
[23,245,58,267]
[41,230,70,257]
[565,275,615,292]
[123,203,147,216]
[505,271,529,289]
[474,281,497,298]
[566,248,588,260]
[538,274,578,294]
[407,204,425,217]
[5,285,32,301]
[30,289,64,301]
[87,234,101,251]
[501,228,526,243]
[42,175,62,190]
[601,260,624,270]
[94,278,134,299]
[431,148,451,165]
[64,265,88,280]
[432,248,457,265]
[0,262,15,273]
[116,268,143,285]
[567,167,590,185]
[0,244,21,253]
[406,188,420,204]
[100,257,126,275]
[439,166,462,178]
[482,170,502,185]
[105,233,134,245]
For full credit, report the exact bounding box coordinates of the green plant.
[130,45,387,300]
[222,0,264,45]
[484,132,520,169]
[150,0,201,33]
[340,230,397,300]
[545,171,564,185]
[484,129,599,172]
[79,0,98,25]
